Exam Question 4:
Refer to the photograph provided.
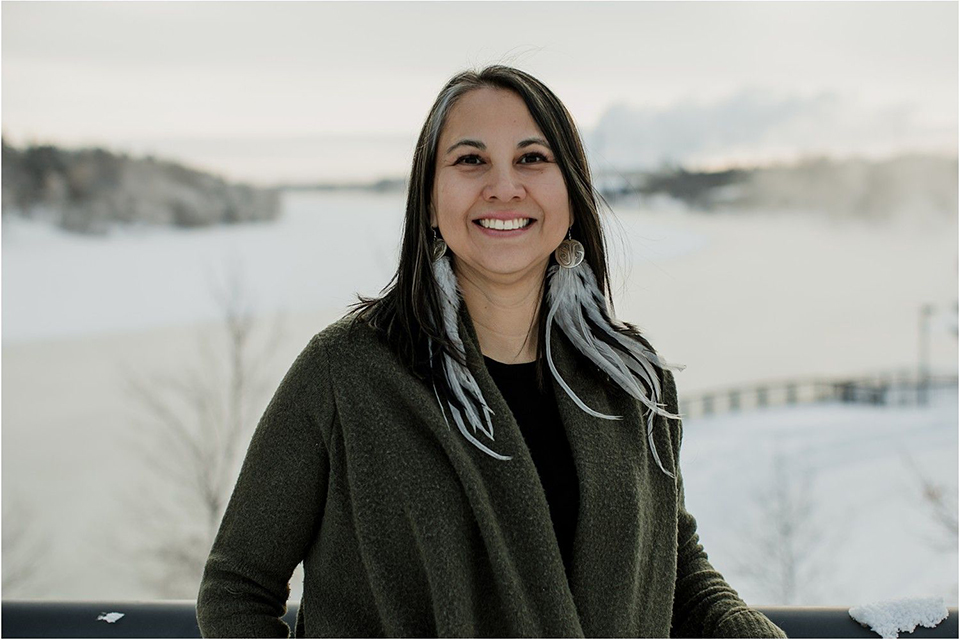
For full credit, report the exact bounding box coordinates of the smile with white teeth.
[476,218,533,231]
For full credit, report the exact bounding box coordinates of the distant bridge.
[678,371,958,420]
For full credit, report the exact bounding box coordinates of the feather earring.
[545,232,685,477]
[429,230,511,461]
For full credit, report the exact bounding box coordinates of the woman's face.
[431,87,572,284]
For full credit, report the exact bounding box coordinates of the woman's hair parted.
[352,65,621,385]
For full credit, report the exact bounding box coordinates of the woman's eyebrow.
[445,139,485,155]
[444,136,552,156]
[517,137,551,149]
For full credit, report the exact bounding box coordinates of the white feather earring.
[429,230,511,461]
[426,227,684,473]
[545,232,686,477]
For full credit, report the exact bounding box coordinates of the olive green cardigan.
[196,308,787,638]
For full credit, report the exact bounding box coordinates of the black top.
[483,356,580,579]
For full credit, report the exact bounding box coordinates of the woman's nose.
[482,165,526,202]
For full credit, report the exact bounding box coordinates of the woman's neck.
[454,259,545,364]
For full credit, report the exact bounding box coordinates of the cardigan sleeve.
[197,334,334,638]
[663,371,788,639]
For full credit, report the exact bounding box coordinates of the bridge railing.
[678,372,958,420]
[1,601,957,638]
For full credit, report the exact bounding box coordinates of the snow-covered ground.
[683,386,958,606]
[2,189,956,604]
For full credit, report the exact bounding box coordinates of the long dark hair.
[352,65,640,386]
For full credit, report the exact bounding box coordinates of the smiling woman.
[196,66,788,638]
[432,87,572,363]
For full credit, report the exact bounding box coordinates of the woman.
[197,66,787,638]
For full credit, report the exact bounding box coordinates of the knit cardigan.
[196,307,787,638]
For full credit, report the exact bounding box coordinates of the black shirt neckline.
[482,355,537,380]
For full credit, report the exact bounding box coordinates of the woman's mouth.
[473,218,535,234]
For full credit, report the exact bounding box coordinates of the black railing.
[1,601,957,638]
[678,372,958,419]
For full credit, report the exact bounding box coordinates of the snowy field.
[2,189,957,604]
[683,386,958,607]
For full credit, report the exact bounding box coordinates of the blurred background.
[2,1,957,609]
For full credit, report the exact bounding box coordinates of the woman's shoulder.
[607,323,679,407]
[313,312,379,349]
[309,312,405,375]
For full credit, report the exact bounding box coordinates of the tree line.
[1,139,280,234]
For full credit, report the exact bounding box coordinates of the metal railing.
[2,601,957,638]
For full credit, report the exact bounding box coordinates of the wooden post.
[919,303,934,405]
[786,384,798,405]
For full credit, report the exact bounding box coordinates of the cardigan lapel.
[545,322,656,637]
[451,306,585,636]
[449,305,660,637]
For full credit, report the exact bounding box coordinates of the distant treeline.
[277,177,407,193]
[5,139,954,231]
[1,139,281,234]
[602,154,959,219]
[281,153,958,221]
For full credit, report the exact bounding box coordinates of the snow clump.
[96,612,125,624]
[849,596,949,638]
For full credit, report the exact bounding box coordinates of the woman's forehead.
[440,87,544,143]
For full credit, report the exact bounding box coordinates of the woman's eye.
[452,152,549,166]
[454,154,483,166]
[519,152,548,164]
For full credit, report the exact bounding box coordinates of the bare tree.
[120,263,286,597]
[902,454,959,552]
[733,454,825,605]
[2,497,51,597]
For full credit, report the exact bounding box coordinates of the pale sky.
[2,1,957,184]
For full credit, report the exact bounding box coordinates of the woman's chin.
[453,253,550,283]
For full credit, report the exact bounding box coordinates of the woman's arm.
[196,335,334,638]
[663,371,788,639]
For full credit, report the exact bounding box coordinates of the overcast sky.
[2,1,957,184]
